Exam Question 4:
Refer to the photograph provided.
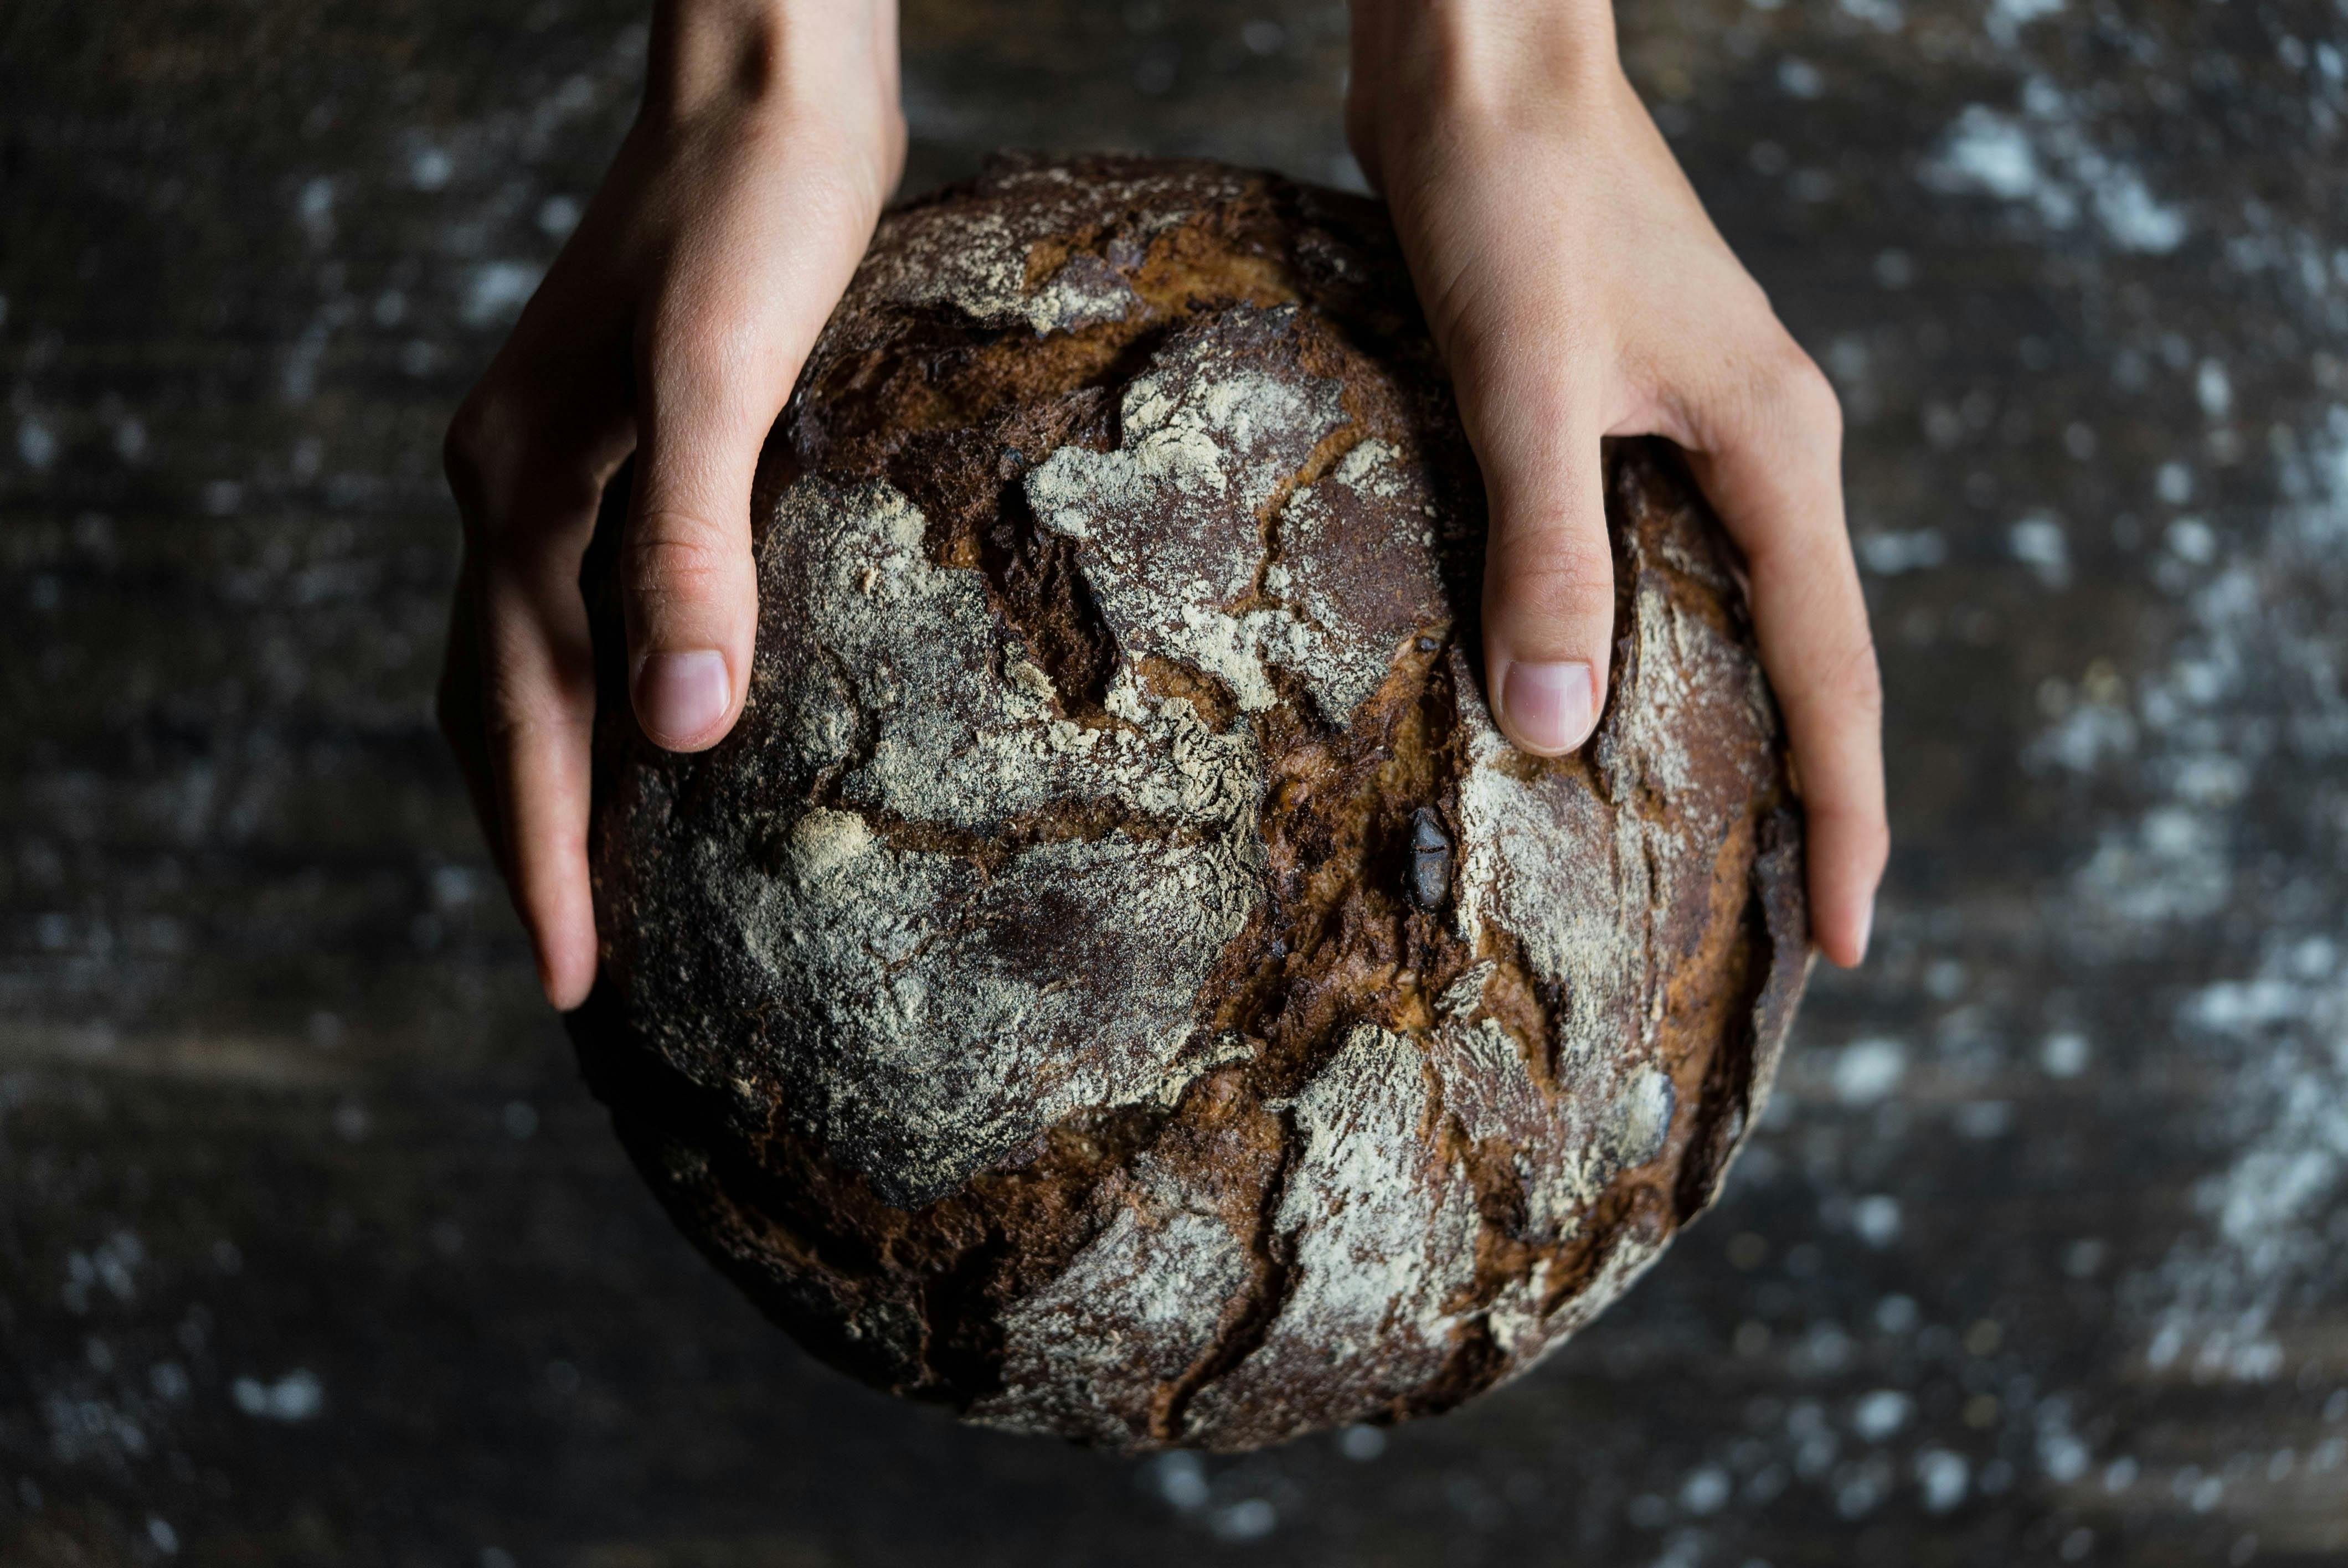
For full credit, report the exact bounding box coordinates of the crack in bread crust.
[573,154,1809,1453]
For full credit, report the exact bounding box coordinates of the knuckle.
[1831,637,1886,721]
[1806,632,1885,733]
[1827,800,1892,881]
[445,392,611,551]
[624,515,743,608]
[1795,640,1888,873]
[442,391,504,486]
[479,681,570,751]
[1806,753,1890,871]
[1486,532,1616,629]
[1711,338,1843,454]
[1755,341,1843,445]
[1858,812,1892,874]
[442,389,534,530]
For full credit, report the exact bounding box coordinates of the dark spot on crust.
[1407,805,1451,910]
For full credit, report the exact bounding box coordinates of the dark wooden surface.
[5,1,2346,1564]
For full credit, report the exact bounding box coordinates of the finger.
[623,314,764,752]
[625,171,873,753]
[1683,349,1887,967]
[446,376,620,1010]
[435,549,506,875]
[475,514,603,1009]
[1455,335,1617,757]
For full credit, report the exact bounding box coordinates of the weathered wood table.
[4,1,2344,1563]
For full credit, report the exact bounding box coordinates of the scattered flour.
[1924,85,2187,254]
[2034,411,2348,1385]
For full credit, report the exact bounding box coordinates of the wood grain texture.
[3,0,2345,1561]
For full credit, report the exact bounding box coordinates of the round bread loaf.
[570,154,1810,1453]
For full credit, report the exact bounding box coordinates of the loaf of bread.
[570,154,1809,1452]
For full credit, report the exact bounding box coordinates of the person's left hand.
[1347,0,1888,966]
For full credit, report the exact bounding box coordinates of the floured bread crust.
[570,154,1810,1453]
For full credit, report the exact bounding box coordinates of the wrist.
[645,0,900,130]
[1347,0,1624,143]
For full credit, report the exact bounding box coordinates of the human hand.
[439,0,904,1008]
[1346,0,1887,966]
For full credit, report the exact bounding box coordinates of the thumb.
[1468,366,1616,757]
[623,297,805,753]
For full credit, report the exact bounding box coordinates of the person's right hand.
[439,0,904,1010]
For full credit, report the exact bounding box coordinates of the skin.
[441,0,1887,1012]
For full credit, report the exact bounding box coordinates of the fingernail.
[635,649,731,746]
[1500,660,1595,754]
[1852,899,1875,965]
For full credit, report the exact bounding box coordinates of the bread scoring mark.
[1454,702,1659,1074]
[1026,308,1337,715]
[1273,437,1450,726]
[1026,312,1442,731]
[1177,1024,1480,1443]
[1427,1012,1596,1235]
[967,1157,1254,1445]
[1166,989,1692,1447]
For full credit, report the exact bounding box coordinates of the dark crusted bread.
[570,154,1810,1453]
